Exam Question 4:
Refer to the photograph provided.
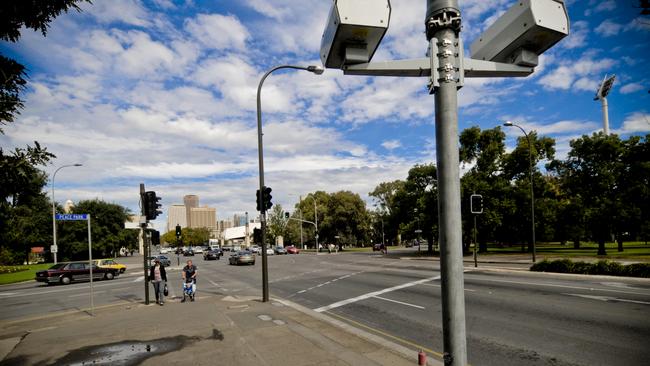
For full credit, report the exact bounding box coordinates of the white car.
[193,246,204,254]
[250,245,260,254]
[266,248,275,255]
[160,247,170,254]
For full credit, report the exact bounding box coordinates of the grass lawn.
[485,242,650,261]
[0,263,53,285]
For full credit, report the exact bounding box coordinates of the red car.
[35,262,119,285]
[286,246,300,254]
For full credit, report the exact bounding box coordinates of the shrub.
[530,259,649,278]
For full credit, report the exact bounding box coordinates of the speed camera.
[320,0,391,69]
[470,0,569,67]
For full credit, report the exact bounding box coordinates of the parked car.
[373,244,382,251]
[35,262,118,285]
[266,248,275,256]
[228,250,255,265]
[183,248,195,256]
[160,247,170,254]
[94,259,127,273]
[203,249,223,260]
[286,246,300,254]
[193,246,204,254]
[274,246,287,255]
[249,245,260,254]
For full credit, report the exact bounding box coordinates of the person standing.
[149,258,167,305]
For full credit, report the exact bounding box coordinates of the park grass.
[0,263,53,285]
[485,241,650,261]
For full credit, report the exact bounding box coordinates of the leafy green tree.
[266,204,287,245]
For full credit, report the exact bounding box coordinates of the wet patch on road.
[1,329,225,366]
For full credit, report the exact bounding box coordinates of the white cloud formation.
[381,140,402,151]
[184,13,250,51]
[618,112,650,134]
[619,82,645,94]
[538,53,616,91]
[595,20,623,37]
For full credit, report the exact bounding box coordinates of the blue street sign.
[55,213,89,221]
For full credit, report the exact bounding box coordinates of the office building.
[183,194,199,227]
[167,204,187,232]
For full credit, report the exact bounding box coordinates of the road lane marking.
[372,295,425,309]
[0,281,139,298]
[314,275,440,312]
[564,293,650,305]
[69,291,105,298]
[0,293,16,296]
[469,277,650,296]
[419,283,476,292]
[297,290,306,294]
[133,276,145,282]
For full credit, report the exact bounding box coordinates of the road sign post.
[55,213,94,316]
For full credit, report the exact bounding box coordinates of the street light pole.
[504,121,536,263]
[51,163,82,264]
[304,194,319,253]
[256,64,323,302]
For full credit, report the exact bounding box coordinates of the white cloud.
[82,0,152,27]
[618,112,650,134]
[595,20,623,37]
[620,82,645,94]
[184,13,250,51]
[561,21,589,49]
[538,54,616,91]
[381,140,402,151]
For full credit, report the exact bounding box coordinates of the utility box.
[321,0,391,69]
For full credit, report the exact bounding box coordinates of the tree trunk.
[597,239,607,255]
[573,239,580,249]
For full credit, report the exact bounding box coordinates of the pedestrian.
[149,258,167,306]
[181,259,198,302]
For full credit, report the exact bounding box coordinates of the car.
[94,259,127,273]
[150,255,172,266]
[228,250,255,265]
[203,249,223,260]
[160,247,170,254]
[249,245,260,254]
[183,249,195,256]
[193,246,204,254]
[222,246,233,252]
[175,247,184,255]
[35,262,118,285]
[266,248,275,256]
[274,246,287,255]
[286,246,300,254]
[373,244,382,251]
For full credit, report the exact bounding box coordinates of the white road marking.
[314,275,440,312]
[209,280,219,287]
[419,283,476,292]
[133,276,145,282]
[297,290,306,294]
[372,295,425,309]
[0,281,137,298]
[469,277,650,296]
[564,293,650,305]
[0,292,16,296]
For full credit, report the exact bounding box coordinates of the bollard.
[418,350,427,365]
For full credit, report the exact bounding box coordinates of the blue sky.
[1,0,649,232]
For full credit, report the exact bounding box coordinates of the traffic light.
[144,191,163,220]
[253,227,262,244]
[175,224,182,238]
[256,189,262,211]
[470,194,483,214]
[263,186,273,211]
[151,230,160,245]
[285,212,290,219]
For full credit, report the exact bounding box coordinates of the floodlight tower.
[594,74,616,135]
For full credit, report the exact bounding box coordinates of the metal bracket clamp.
[428,37,464,94]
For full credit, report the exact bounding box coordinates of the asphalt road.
[1,250,649,366]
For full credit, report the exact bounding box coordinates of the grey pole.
[504,122,536,262]
[88,215,94,316]
[256,64,323,302]
[601,97,610,135]
[300,196,304,249]
[51,163,82,264]
[426,1,467,365]
[139,183,150,305]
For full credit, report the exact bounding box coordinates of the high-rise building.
[167,204,187,233]
[190,206,216,230]
[233,214,247,227]
[183,195,199,227]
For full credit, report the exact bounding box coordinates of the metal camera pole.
[426,1,467,365]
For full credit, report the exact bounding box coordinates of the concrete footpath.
[0,293,439,366]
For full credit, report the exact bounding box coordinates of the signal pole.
[426,1,467,364]
[140,183,150,305]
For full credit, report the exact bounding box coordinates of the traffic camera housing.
[469,0,569,67]
[320,0,391,69]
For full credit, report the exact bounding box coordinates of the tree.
[266,204,286,245]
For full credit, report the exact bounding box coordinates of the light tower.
[594,74,616,135]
